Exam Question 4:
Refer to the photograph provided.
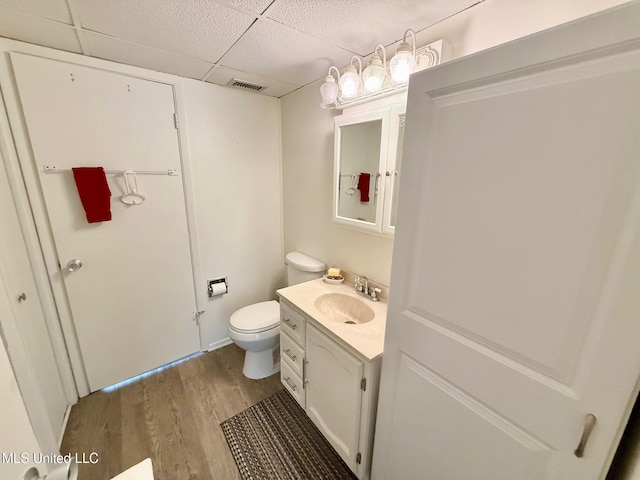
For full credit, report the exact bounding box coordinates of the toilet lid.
[230,300,280,333]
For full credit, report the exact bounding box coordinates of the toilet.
[228,251,326,379]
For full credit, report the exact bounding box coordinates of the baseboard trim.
[207,337,233,352]
[58,404,72,449]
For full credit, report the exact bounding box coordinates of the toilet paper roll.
[210,282,227,297]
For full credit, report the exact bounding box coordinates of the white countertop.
[276,278,387,360]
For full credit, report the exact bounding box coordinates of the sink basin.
[314,293,375,324]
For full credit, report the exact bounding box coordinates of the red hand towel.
[357,173,370,203]
[72,167,112,223]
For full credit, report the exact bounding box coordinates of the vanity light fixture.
[389,29,417,85]
[319,36,448,110]
[320,66,341,109]
[362,44,387,94]
[339,56,362,101]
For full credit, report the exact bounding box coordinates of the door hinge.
[360,377,366,391]
[173,113,179,129]
[356,452,362,464]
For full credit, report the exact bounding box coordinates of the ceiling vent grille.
[226,78,267,92]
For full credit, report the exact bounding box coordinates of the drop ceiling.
[0,0,483,98]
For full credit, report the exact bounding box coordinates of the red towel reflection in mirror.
[358,173,370,203]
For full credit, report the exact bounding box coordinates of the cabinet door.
[333,108,389,233]
[306,324,364,470]
[381,106,405,235]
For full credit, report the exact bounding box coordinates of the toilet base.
[242,347,280,379]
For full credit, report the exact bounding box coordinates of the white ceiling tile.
[73,0,257,63]
[267,0,482,55]
[0,0,72,23]
[220,19,354,87]
[0,7,81,53]
[223,0,273,15]
[83,32,214,80]
[206,65,299,97]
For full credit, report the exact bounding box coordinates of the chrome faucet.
[355,276,381,302]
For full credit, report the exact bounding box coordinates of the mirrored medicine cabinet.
[333,95,406,236]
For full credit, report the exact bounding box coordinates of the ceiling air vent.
[226,78,267,92]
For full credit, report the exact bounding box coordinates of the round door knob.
[67,259,83,272]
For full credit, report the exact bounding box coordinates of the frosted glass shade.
[363,63,386,93]
[390,50,416,84]
[339,70,361,100]
[320,78,339,106]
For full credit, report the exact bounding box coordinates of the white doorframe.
[0,38,204,398]
[0,84,78,404]
[0,143,70,454]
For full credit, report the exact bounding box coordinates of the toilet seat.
[229,300,279,334]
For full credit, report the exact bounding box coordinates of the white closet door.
[373,4,640,480]
[11,53,199,392]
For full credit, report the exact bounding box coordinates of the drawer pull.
[303,359,308,388]
[283,318,297,330]
[283,349,297,362]
[283,376,297,391]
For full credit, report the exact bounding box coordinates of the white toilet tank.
[286,252,325,286]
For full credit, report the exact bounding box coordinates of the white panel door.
[373,4,640,480]
[10,53,199,392]
[306,324,363,471]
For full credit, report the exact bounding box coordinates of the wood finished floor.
[60,344,283,480]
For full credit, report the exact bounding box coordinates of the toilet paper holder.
[208,277,228,297]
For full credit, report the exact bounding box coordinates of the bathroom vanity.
[276,278,386,480]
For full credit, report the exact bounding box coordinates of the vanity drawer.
[281,361,305,409]
[280,301,306,346]
[281,331,305,376]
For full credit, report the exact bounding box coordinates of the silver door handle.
[66,259,83,272]
[283,349,297,362]
[574,413,597,458]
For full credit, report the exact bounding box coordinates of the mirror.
[336,119,382,224]
[333,96,406,235]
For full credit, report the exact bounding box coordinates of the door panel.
[388,355,553,480]
[373,5,640,480]
[10,53,199,392]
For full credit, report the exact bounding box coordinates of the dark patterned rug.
[221,389,358,480]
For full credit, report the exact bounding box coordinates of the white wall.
[181,79,283,350]
[280,0,630,287]
[281,85,395,285]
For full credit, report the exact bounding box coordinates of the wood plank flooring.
[60,344,283,480]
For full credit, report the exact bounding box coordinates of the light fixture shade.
[320,66,341,108]
[363,60,386,94]
[320,75,339,106]
[339,65,361,100]
[390,44,417,84]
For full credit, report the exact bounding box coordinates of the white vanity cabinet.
[279,298,382,480]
